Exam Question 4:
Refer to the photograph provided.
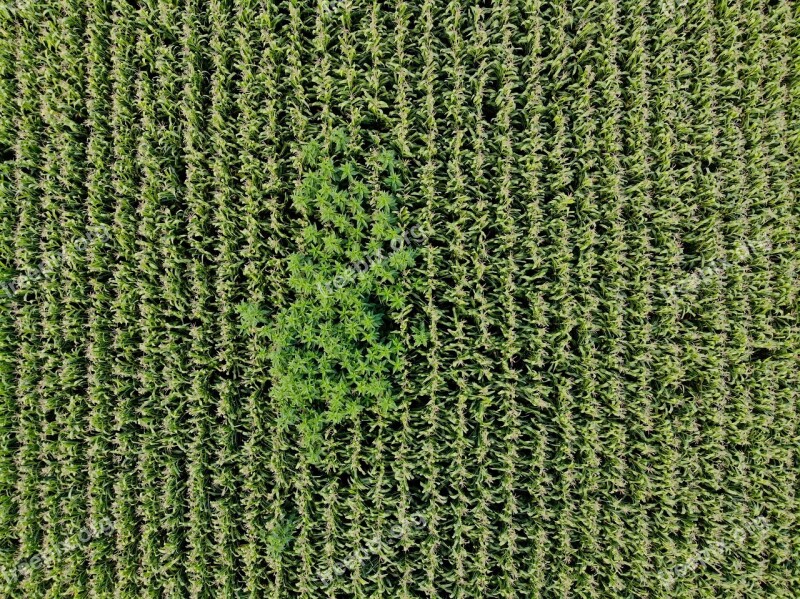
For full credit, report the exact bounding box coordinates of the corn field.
[0,0,798,596]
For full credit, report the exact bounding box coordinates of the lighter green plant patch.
[266,144,409,463]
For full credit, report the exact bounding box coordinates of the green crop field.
[0,0,798,596]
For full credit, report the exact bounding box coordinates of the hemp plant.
[266,141,411,463]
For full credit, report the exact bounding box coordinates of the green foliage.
[266,517,296,559]
[236,301,268,334]
[0,1,798,597]
[267,148,406,462]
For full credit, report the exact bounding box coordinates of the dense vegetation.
[0,0,798,596]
